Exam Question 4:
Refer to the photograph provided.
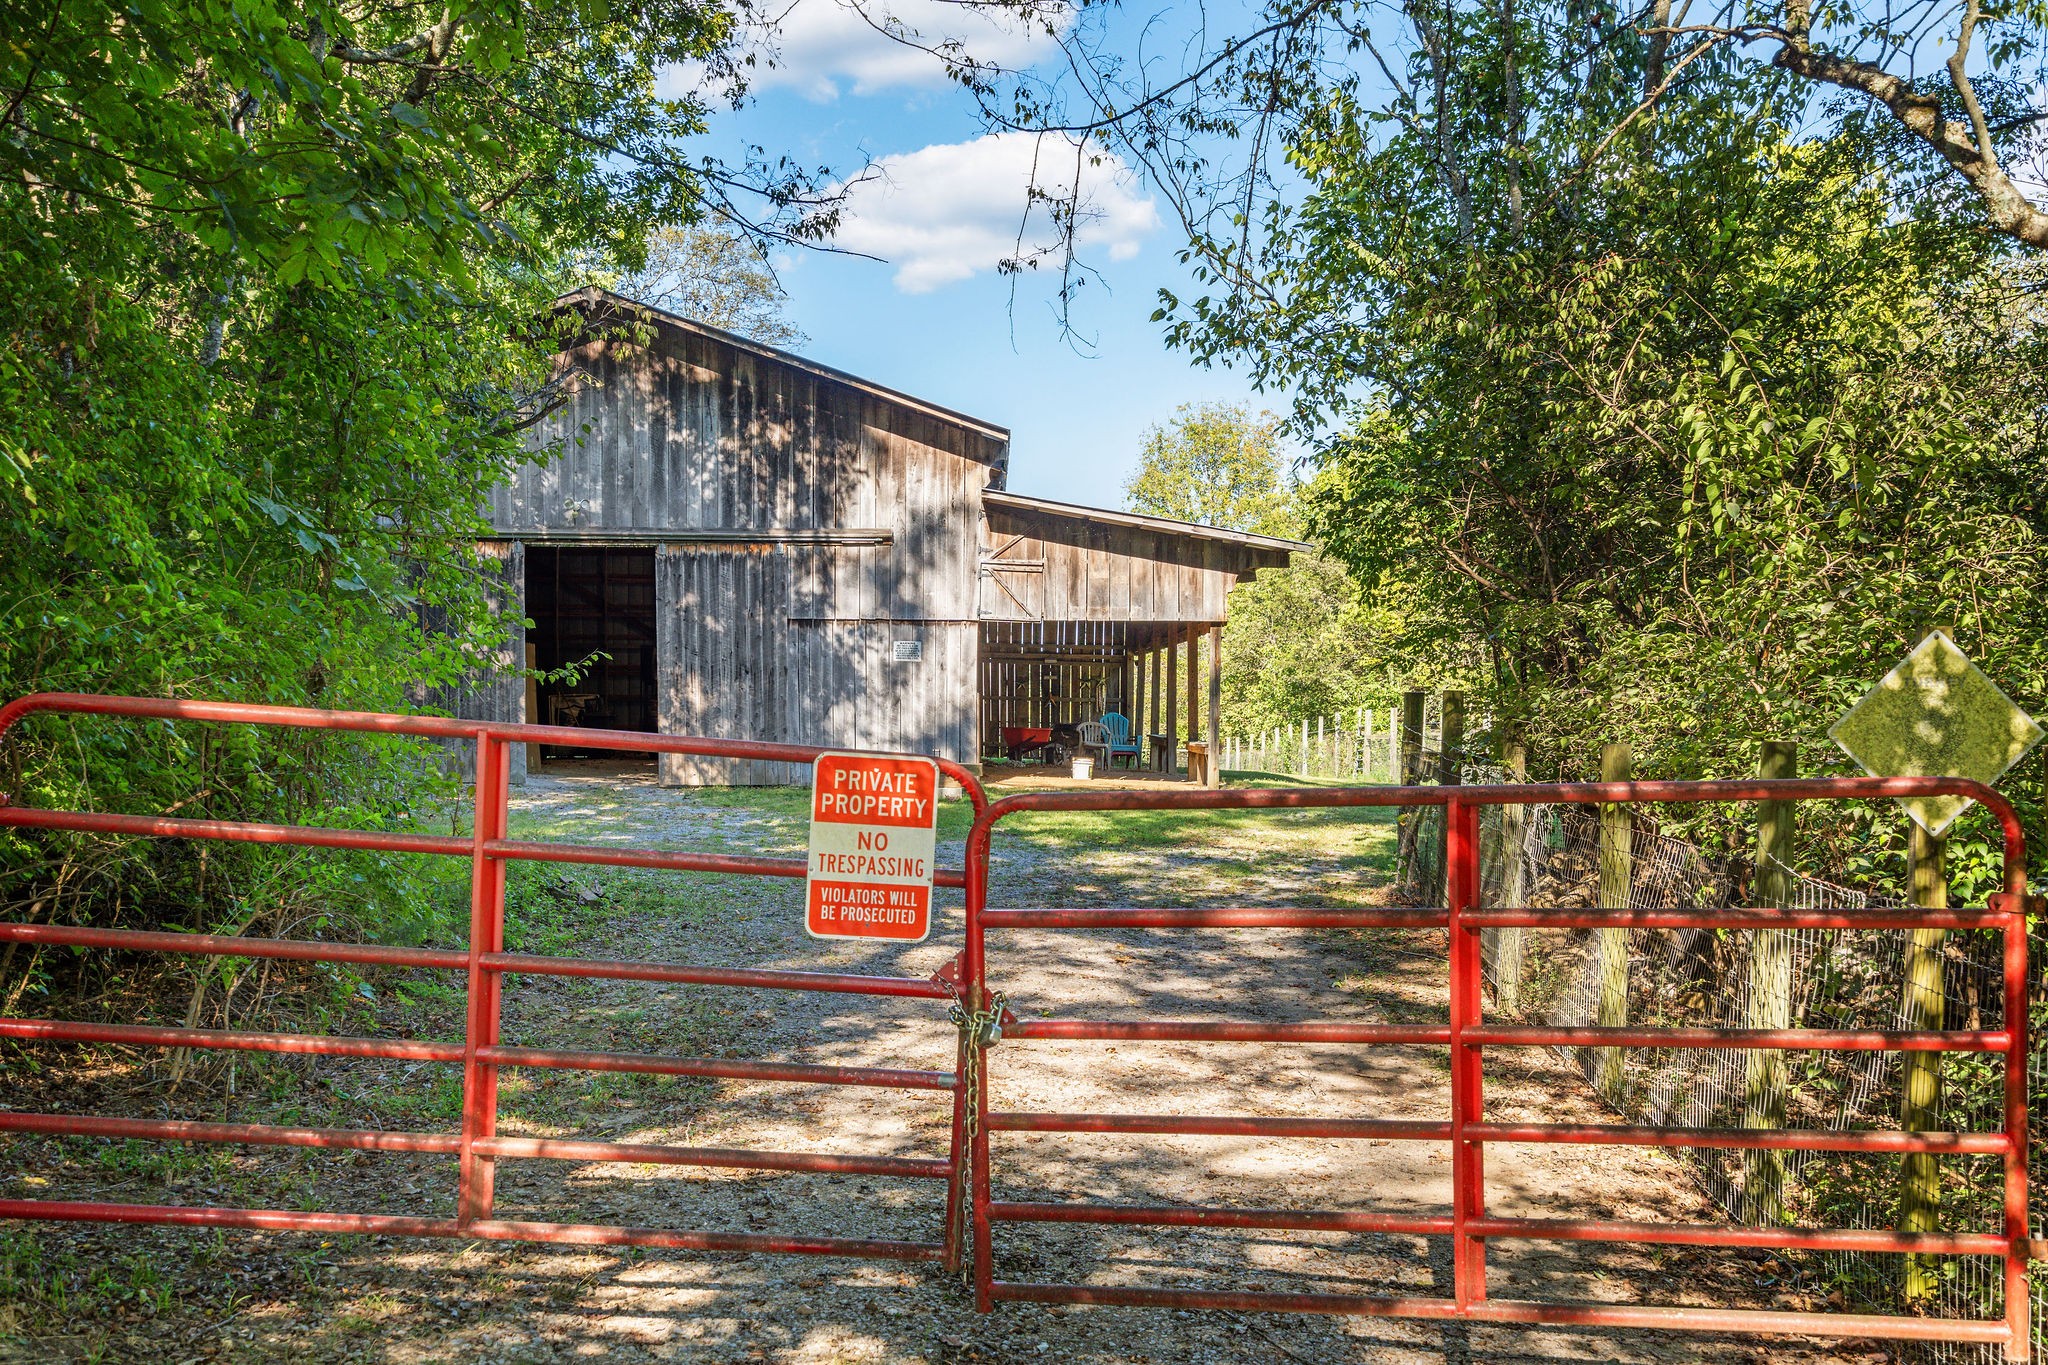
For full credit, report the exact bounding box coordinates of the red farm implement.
[0,693,984,1265]
[0,693,2035,1358]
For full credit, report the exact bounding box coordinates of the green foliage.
[1122,403,1438,736]
[619,224,808,348]
[1159,9,2048,890]
[1122,402,1295,536]
[0,0,737,963]
[1215,545,1418,736]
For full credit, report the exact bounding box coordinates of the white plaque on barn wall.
[893,639,923,663]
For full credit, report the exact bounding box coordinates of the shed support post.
[1147,646,1160,767]
[1592,741,1633,1102]
[1744,740,1796,1225]
[1165,639,1179,776]
[1206,625,1222,789]
[1900,821,1947,1303]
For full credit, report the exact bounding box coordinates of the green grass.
[998,801,1396,856]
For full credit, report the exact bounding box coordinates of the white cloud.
[828,132,1160,293]
[680,0,1067,104]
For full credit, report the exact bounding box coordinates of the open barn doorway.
[525,546,658,768]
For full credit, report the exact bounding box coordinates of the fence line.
[1228,704,1476,782]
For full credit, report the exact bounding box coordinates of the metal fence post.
[459,732,510,1226]
[1744,741,1795,1224]
[1446,795,1487,1307]
[1593,742,1633,1101]
[964,810,996,1313]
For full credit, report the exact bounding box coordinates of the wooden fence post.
[1900,822,1947,1302]
[1439,691,1465,785]
[1401,692,1425,782]
[1744,740,1796,1224]
[1592,741,1633,1100]
[1398,691,1425,872]
[1491,733,1529,1013]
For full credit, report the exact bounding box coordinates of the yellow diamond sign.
[1828,631,2043,836]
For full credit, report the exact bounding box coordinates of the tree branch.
[1770,19,2048,248]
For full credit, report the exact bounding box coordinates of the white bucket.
[1071,757,1094,781]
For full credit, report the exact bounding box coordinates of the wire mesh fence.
[1396,787,2037,1359]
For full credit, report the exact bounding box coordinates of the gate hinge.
[1988,892,2046,917]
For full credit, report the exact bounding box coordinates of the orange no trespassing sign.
[806,752,940,942]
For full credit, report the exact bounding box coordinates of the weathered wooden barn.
[464,288,1299,784]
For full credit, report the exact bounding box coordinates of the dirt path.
[0,769,1894,1364]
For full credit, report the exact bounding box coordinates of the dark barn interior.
[525,545,658,759]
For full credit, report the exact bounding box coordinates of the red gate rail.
[960,776,2033,1359]
[0,692,983,1267]
[0,696,2034,1357]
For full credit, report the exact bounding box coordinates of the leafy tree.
[1181,17,2048,885]
[1212,539,1421,738]
[622,225,808,348]
[0,0,776,991]
[1122,402,1294,535]
[1123,405,1422,739]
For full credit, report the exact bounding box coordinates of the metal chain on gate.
[948,990,1006,1285]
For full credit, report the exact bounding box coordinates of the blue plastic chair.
[1098,712,1144,768]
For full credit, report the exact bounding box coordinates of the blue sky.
[677,0,1284,508]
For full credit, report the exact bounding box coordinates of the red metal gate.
[958,779,2034,1358]
[0,693,984,1265]
[0,695,2035,1357]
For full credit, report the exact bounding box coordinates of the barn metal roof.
[983,490,1307,556]
[552,287,1012,450]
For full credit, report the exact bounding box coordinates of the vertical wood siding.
[498,328,1001,572]
[470,308,1291,784]
[654,547,979,786]
[978,508,1251,623]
